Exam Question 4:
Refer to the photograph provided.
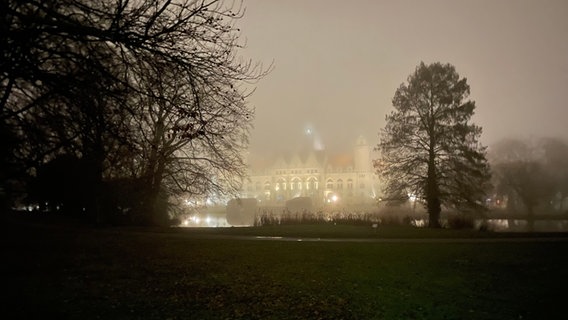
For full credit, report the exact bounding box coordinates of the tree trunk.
[141,145,168,226]
[426,148,442,228]
[427,196,442,228]
[526,207,535,232]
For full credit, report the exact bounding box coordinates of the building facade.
[240,136,382,209]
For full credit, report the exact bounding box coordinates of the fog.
[239,0,568,155]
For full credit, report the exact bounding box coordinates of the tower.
[354,135,371,172]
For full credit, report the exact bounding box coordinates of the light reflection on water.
[412,218,568,232]
[483,219,568,232]
[178,214,568,231]
[179,214,231,228]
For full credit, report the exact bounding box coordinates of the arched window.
[347,179,353,189]
[276,178,286,191]
[291,178,301,190]
[307,177,317,190]
[337,179,343,190]
[326,179,334,189]
[264,181,271,191]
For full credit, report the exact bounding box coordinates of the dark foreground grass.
[2,220,568,319]
[172,223,567,239]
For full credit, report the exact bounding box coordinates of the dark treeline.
[489,137,568,230]
[1,0,267,225]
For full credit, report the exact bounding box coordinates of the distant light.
[331,195,338,202]
[412,219,426,227]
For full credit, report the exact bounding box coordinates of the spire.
[356,135,368,146]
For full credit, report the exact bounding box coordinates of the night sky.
[238,0,568,155]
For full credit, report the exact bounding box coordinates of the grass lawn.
[2,218,568,319]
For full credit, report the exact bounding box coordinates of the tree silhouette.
[490,138,566,231]
[2,0,268,224]
[375,62,491,228]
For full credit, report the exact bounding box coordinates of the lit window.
[277,179,286,191]
[307,177,317,190]
[291,178,301,190]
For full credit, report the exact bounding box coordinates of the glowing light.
[179,214,230,228]
[411,219,426,227]
[331,195,338,202]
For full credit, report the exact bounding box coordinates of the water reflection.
[410,218,568,232]
[178,213,568,231]
[483,219,568,232]
[179,214,230,227]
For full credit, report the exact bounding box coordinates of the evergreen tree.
[375,62,491,228]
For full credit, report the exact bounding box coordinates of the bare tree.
[490,138,565,231]
[375,62,491,228]
[540,137,568,213]
[2,0,268,223]
[130,59,255,224]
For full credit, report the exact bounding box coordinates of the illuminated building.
[240,136,382,208]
